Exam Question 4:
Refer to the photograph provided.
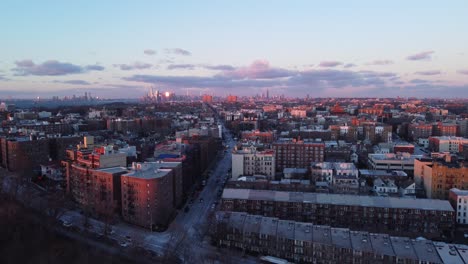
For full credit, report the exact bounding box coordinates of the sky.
[1,1,468,99]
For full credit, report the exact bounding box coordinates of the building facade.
[414,156,468,199]
[221,188,455,239]
[120,163,175,229]
[367,153,422,173]
[232,147,275,180]
[449,188,468,225]
[273,139,324,172]
[213,211,464,264]
[429,136,468,153]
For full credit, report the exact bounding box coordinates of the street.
[0,123,259,263]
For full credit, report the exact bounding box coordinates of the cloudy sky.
[1,1,467,98]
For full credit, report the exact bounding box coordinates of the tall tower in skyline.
[266,88,269,99]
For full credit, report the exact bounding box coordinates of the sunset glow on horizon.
[1,1,467,98]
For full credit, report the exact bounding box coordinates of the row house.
[221,188,455,239]
[214,211,457,263]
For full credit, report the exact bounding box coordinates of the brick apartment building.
[17,122,73,135]
[213,211,465,264]
[64,145,182,225]
[429,136,468,153]
[120,162,175,229]
[414,155,468,199]
[221,188,455,238]
[66,165,126,217]
[181,135,221,175]
[63,144,128,216]
[0,135,81,173]
[408,123,433,140]
[273,139,324,172]
[433,122,458,137]
[241,130,275,143]
[231,147,275,180]
[329,125,358,142]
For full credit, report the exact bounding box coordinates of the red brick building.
[213,211,461,264]
[221,188,455,239]
[408,123,433,140]
[241,130,275,143]
[121,163,175,229]
[273,139,324,172]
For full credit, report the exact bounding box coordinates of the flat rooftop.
[368,153,423,161]
[359,169,408,177]
[123,165,172,179]
[222,189,454,212]
[97,167,129,174]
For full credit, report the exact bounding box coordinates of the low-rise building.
[449,188,468,225]
[429,136,468,153]
[273,139,324,172]
[232,146,275,180]
[213,211,467,263]
[367,153,422,173]
[373,178,398,195]
[311,162,359,194]
[221,188,455,238]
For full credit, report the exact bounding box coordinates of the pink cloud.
[221,60,293,79]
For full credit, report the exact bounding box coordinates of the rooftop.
[450,188,468,196]
[222,188,454,212]
[359,169,408,177]
[368,153,423,161]
[390,236,418,260]
[369,233,395,257]
[216,211,466,262]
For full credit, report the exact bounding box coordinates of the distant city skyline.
[1,1,468,98]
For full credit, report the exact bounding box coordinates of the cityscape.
[1,1,468,264]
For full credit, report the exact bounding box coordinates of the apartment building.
[241,130,275,143]
[63,144,128,216]
[232,146,275,180]
[310,162,359,194]
[213,211,463,264]
[414,155,468,199]
[408,123,433,140]
[429,136,468,153]
[433,122,458,137]
[0,135,81,173]
[66,165,127,217]
[120,162,175,229]
[449,188,468,225]
[273,139,324,172]
[221,188,455,238]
